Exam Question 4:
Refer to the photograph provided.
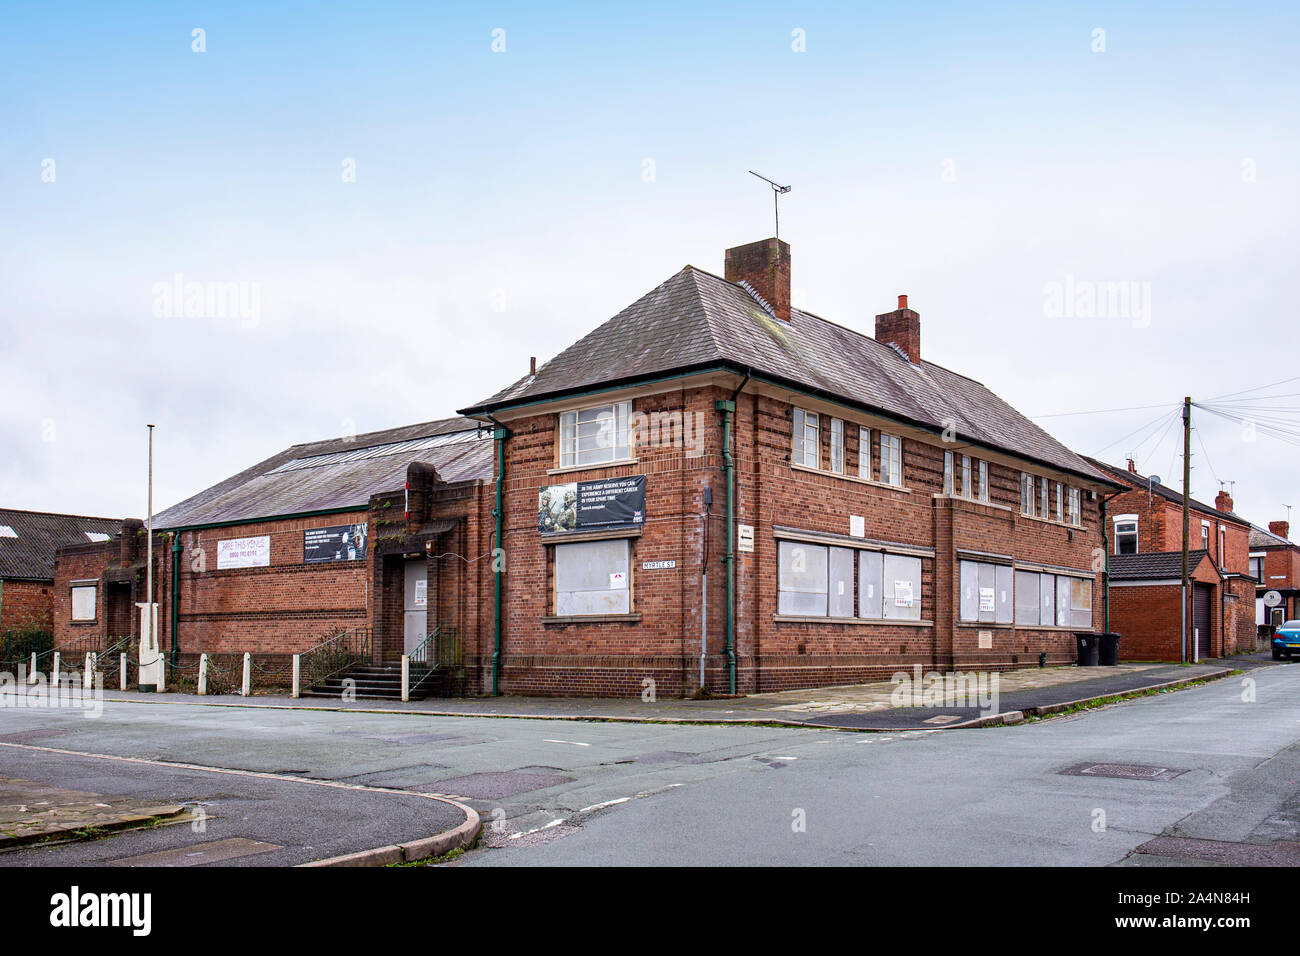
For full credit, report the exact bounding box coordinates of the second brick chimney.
[1269,520,1290,540]
[875,294,921,365]
[1215,490,1234,513]
[725,237,791,321]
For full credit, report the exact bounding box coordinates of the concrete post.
[291,654,301,699]
[241,652,251,697]
[52,652,60,687]
[197,654,208,696]
[401,655,410,703]
[83,653,94,690]
[119,653,128,691]
[29,652,36,684]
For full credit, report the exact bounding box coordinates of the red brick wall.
[1,579,55,631]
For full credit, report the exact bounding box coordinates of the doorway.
[1192,583,1212,661]
[403,558,427,655]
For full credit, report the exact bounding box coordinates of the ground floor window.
[71,583,97,621]
[1013,569,1091,627]
[554,539,631,615]
[959,560,1012,624]
[778,540,922,620]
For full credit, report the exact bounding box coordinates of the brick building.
[52,417,493,685]
[1249,520,1300,631]
[1,508,121,639]
[1085,458,1255,660]
[460,237,1121,697]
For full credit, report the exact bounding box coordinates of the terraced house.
[461,237,1121,697]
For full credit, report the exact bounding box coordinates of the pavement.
[0,776,187,849]
[40,658,1245,731]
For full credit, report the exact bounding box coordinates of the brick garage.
[461,238,1122,697]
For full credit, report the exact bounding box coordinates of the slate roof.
[461,265,1114,485]
[1110,549,1214,581]
[0,509,123,581]
[1250,524,1294,549]
[1085,457,1246,524]
[152,417,491,529]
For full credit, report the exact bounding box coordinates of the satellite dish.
[1264,590,1283,607]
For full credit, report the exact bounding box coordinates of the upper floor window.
[1218,526,1226,565]
[1201,524,1210,551]
[1055,482,1063,522]
[1114,517,1138,554]
[978,460,988,502]
[1040,479,1049,519]
[1250,555,1265,581]
[944,451,954,494]
[829,418,844,474]
[879,433,903,486]
[1021,473,1034,515]
[1068,487,1082,526]
[858,427,871,480]
[961,455,972,498]
[559,401,631,468]
[793,409,819,468]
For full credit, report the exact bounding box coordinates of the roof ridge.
[0,508,122,522]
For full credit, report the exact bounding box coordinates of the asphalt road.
[0,660,1295,866]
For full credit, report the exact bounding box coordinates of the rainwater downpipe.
[170,532,181,668]
[487,415,509,696]
[1100,489,1126,632]
[717,370,750,696]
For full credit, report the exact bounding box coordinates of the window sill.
[1019,512,1083,530]
[773,615,932,627]
[542,613,642,625]
[956,621,1014,628]
[70,620,98,626]
[541,527,642,544]
[547,458,639,477]
[788,462,909,493]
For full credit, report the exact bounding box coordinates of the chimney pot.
[1215,490,1234,513]
[874,297,921,365]
[1127,458,1136,473]
[1269,520,1290,540]
[529,356,536,376]
[725,237,791,322]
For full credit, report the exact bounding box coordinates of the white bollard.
[120,653,128,691]
[83,653,94,690]
[401,655,410,703]
[241,652,251,697]
[291,654,301,699]
[197,654,208,696]
[52,652,60,687]
[29,652,36,684]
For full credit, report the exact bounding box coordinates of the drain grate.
[1062,762,1187,781]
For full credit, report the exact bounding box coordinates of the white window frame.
[558,400,632,468]
[960,559,1012,624]
[71,583,97,622]
[1040,479,1049,520]
[829,418,844,474]
[1021,473,1034,515]
[978,459,988,502]
[1114,517,1139,555]
[879,433,902,487]
[943,451,954,495]
[1068,487,1082,526]
[793,409,820,469]
[1055,482,1063,522]
[961,455,972,498]
[857,427,871,480]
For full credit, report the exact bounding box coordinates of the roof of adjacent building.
[1250,524,1294,549]
[0,508,123,581]
[1109,549,1214,581]
[152,417,491,530]
[461,265,1114,486]
[1084,457,1247,524]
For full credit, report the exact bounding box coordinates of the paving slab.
[0,776,186,848]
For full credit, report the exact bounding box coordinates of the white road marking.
[543,739,590,747]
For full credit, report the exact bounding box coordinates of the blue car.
[1273,621,1300,660]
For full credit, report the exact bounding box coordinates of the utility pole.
[1181,397,1191,664]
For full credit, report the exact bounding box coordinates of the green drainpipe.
[170,532,181,668]
[491,422,509,696]
[716,398,737,695]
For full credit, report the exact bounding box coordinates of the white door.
[403,558,427,654]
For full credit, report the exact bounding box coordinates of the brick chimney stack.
[1215,490,1234,513]
[875,294,921,365]
[1269,520,1290,540]
[725,238,791,322]
[1127,459,1137,473]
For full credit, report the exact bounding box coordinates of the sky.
[2,1,1297,528]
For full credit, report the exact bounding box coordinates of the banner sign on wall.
[539,476,646,533]
[217,536,271,569]
[303,523,369,564]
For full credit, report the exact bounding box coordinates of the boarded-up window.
[959,560,978,622]
[995,564,1013,624]
[1070,578,1093,628]
[71,585,96,621]
[555,539,630,615]
[778,541,828,616]
[1056,575,1071,627]
[828,547,855,618]
[859,551,883,619]
[1015,570,1039,625]
[883,554,921,620]
[1040,573,1056,627]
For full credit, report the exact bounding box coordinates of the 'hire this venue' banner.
[539,476,645,533]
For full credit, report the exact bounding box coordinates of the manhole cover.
[1062,762,1187,781]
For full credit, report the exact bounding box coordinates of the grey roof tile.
[1110,549,1212,580]
[0,509,123,581]
[463,265,1112,484]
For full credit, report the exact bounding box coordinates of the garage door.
[1192,583,1212,661]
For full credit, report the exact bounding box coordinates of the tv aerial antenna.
[749,170,792,239]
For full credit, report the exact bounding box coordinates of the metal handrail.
[408,627,461,694]
[299,625,371,689]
